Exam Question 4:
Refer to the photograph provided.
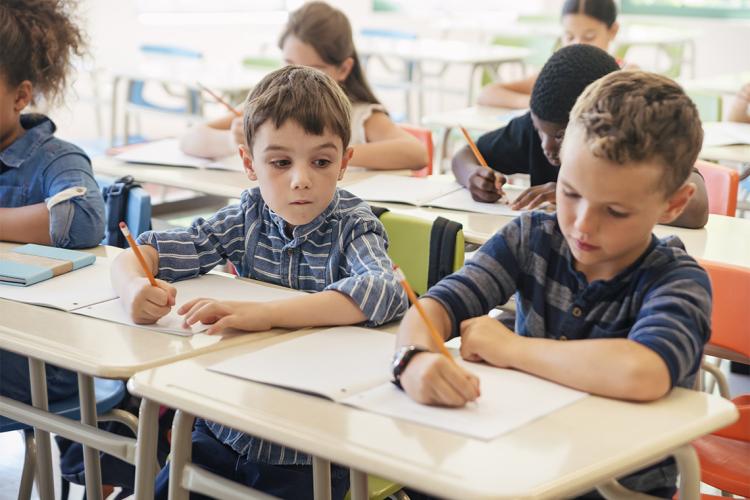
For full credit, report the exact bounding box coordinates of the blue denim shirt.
[0,114,105,248]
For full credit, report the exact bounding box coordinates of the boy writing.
[453,44,709,229]
[111,65,407,498]
[394,71,711,497]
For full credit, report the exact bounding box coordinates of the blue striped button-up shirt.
[426,211,711,493]
[138,186,407,465]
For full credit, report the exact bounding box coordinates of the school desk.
[682,71,750,97]
[0,244,295,500]
[356,37,530,119]
[127,329,737,500]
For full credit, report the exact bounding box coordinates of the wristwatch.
[391,345,430,390]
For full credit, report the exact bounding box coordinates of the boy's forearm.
[0,204,52,245]
[452,146,481,187]
[111,245,159,296]
[509,337,671,401]
[265,290,367,329]
[396,298,453,349]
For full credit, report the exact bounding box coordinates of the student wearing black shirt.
[452,44,709,229]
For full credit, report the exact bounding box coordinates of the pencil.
[119,221,157,287]
[197,82,241,117]
[459,125,490,169]
[394,266,455,363]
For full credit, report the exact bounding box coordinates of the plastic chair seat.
[0,378,126,432]
[692,434,750,497]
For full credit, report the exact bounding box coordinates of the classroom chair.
[399,124,434,177]
[122,45,204,145]
[0,378,131,500]
[97,176,152,248]
[694,160,740,217]
[689,260,750,498]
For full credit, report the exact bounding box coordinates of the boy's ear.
[658,182,696,224]
[338,147,354,181]
[14,81,32,112]
[609,21,620,41]
[238,144,258,181]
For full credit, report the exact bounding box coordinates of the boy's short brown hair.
[569,71,702,195]
[243,65,351,150]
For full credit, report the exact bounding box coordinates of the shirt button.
[572,306,582,317]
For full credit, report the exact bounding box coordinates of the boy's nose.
[574,203,598,235]
[290,164,312,190]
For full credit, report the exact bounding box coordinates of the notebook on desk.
[703,122,750,147]
[343,174,524,217]
[115,138,244,171]
[0,244,97,287]
[209,327,588,440]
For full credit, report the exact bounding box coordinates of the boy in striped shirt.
[111,65,407,498]
[394,71,711,497]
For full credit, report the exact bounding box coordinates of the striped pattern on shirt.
[425,211,712,494]
[137,187,407,465]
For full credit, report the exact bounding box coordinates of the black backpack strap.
[428,216,462,288]
[369,205,390,219]
[101,175,139,248]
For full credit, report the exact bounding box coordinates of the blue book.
[0,244,96,287]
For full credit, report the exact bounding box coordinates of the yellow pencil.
[197,82,241,117]
[459,125,490,169]
[119,221,157,287]
[394,266,455,363]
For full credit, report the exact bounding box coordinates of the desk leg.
[78,374,103,500]
[110,76,120,147]
[312,456,331,500]
[28,358,55,500]
[134,398,159,499]
[349,470,368,500]
[168,410,195,500]
[673,444,700,500]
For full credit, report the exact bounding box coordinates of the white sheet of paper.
[209,327,394,400]
[702,122,750,147]
[344,359,588,440]
[116,138,242,171]
[343,175,463,206]
[428,185,524,216]
[74,273,306,336]
[0,258,117,311]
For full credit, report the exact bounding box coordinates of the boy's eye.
[313,159,332,168]
[563,190,580,199]
[270,159,291,168]
[607,207,629,218]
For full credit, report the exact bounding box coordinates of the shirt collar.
[0,114,55,169]
[266,189,341,247]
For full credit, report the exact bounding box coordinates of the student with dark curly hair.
[0,0,105,406]
[452,44,708,229]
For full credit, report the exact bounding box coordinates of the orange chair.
[694,160,740,217]
[399,124,433,177]
[689,260,750,498]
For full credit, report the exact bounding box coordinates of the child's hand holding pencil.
[460,126,507,204]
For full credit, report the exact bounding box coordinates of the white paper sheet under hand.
[0,257,117,311]
[343,175,463,206]
[427,185,524,216]
[74,273,306,336]
[343,360,588,441]
[702,122,750,147]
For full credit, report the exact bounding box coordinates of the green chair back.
[688,90,723,122]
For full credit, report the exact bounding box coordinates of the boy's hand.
[468,166,507,203]
[400,352,481,407]
[511,182,556,211]
[230,117,246,147]
[460,316,521,368]
[125,278,176,324]
[178,299,272,334]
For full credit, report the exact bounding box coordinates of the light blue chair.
[97,176,152,248]
[122,45,204,144]
[0,379,128,500]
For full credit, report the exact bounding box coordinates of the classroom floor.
[1,370,748,500]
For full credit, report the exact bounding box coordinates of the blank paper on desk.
[209,327,588,440]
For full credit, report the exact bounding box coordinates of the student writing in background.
[0,0,105,406]
[180,1,428,171]
[478,0,623,109]
[111,66,407,499]
[453,44,709,229]
[395,71,711,499]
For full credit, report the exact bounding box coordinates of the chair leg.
[18,429,36,500]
